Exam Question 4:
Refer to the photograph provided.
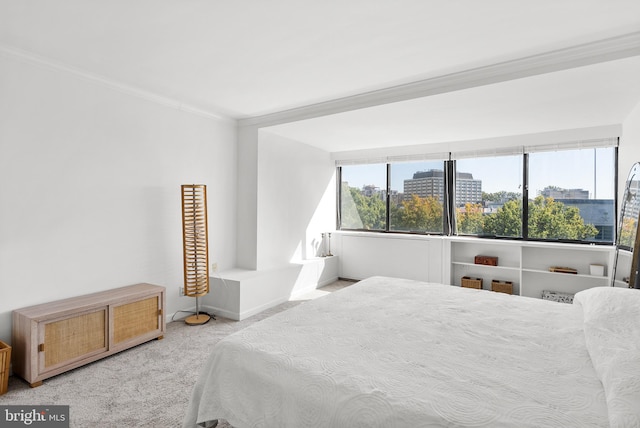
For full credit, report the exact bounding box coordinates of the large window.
[339,163,387,230]
[528,147,616,242]
[337,140,617,244]
[389,161,445,234]
[455,155,523,238]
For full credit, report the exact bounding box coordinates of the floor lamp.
[181,184,211,325]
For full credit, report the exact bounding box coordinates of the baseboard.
[288,275,339,300]
[203,276,340,321]
[238,295,290,320]
[170,303,280,322]
[200,305,239,321]
[166,305,225,323]
[166,307,200,323]
[319,275,340,287]
[338,276,361,282]
[172,271,340,322]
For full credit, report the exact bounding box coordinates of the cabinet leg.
[29,381,43,388]
[157,335,164,341]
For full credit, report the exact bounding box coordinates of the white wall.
[257,130,336,269]
[334,232,444,283]
[202,129,338,320]
[235,126,259,270]
[0,52,237,344]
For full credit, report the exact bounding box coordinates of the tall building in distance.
[361,184,381,197]
[403,170,482,205]
[540,187,589,199]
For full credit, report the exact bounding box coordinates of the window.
[454,155,523,238]
[339,163,387,230]
[337,140,617,244]
[528,147,616,242]
[389,161,445,233]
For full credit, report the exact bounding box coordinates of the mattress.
[184,276,640,428]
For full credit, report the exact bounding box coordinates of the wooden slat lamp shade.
[181,184,209,298]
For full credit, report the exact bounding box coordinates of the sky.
[341,148,615,199]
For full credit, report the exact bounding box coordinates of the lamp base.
[184,313,211,326]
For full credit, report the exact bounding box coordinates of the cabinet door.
[111,294,163,349]
[39,308,108,374]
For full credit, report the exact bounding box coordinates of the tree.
[340,183,363,229]
[340,185,386,230]
[482,191,521,203]
[483,199,523,236]
[618,216,637,249]
[343,184,599,241]
[393,194,442,232]
[527,196,598,240]
[457,203,484,234]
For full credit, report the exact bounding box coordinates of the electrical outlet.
[211,262,218,272]
[178,286,184,296]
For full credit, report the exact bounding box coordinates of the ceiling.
[2,0,640,152]
[266,56,640,152]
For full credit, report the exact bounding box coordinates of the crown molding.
[3,31,639,129]
[240,31,640,129]
[0,44,235,123]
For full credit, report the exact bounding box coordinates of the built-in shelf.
[452,261,520,271]
[521,268,608,280]
[448,237,615,300]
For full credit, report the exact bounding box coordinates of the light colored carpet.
[1,280,354,427]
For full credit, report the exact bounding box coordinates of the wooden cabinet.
[12,283,165,387]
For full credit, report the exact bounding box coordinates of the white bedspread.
[184,276,619,428]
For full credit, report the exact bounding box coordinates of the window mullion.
[386,163,391,232]
[336,166,342,230]
[444,159,456,236]
[522,153,529,239]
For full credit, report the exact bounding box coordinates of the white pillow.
[573,287,640,428]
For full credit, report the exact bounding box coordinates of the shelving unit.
[520,243,610,298]
[448,237,614,299]
[449,238,522,295]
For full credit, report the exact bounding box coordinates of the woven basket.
[491,280,513,295]
[0,340,11,395]
[461,276,483,289]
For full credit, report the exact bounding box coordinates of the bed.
[183,276,640,428]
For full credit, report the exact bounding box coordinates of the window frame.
[337,144,618,245]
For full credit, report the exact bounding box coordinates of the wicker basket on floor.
[0,340,11,395]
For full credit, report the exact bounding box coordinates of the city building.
[403,170,482,205]
[557,199,615,242]
[540,187,589,199]
[362,184,382,198]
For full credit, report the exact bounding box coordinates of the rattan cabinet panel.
[12,283,165,387]
[41,308,108,372]
[112,295,161,347]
